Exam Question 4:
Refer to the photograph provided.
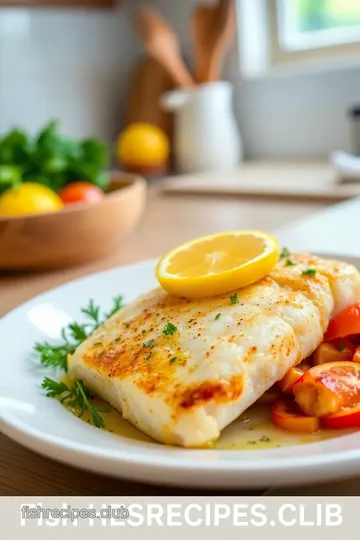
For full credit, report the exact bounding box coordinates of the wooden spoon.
[133,7,195,89]
[191,0,236,84]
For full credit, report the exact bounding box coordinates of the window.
[270,0,360,65]
[279,0,360,50]
[237,0,360,76]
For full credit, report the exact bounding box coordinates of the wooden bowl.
[0,172,147,270]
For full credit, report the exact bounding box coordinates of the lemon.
[117,123,170,167]
[0,183,64,217]
[156,230,279,298]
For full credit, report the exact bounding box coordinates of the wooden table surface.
[0,187,327,496]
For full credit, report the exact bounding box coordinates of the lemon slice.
[156,230,279,298]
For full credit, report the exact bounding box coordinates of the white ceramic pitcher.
[160,81,242,174]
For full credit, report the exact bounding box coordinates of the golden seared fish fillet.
[69,253,360,447]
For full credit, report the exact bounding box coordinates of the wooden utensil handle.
[154,53,194,88]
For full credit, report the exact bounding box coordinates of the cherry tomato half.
[277,366,307,394]
[322,406,360,429]
[293,361,360,417]
[271,398,319,433]
[59,182,104,205]
[313,341,354,365]
[325,303,360,341]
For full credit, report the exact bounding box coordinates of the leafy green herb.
[80,299,101,327]
[34,297,124,372]
[163,322,177,336]
[34,342,72,372]
[145,352,153,361]
[285,259,295,267]
[104,296,124,319]
[114,337,121,342]
[337,344,345,352]
[280,247,290,259]
[93,342,103,346]
[141,329,146,334]
[0,120,110,194]
[260,435,271,442]
[302,268,316,277]
[143,339,155,348]
[169,357,177,364]
[41,378,108,428]
[230,293,239,305]
[215,313,221,320]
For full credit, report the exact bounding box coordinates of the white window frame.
[236,0,360,78]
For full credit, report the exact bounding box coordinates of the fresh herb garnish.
[260,435,271,442]
[230,293,239,305]
[285,259,296,267]
[34,297,124,428]
[34,297,124,372]
[141,329,146,334]
[41,378,108,429]
[163,322,177,336]
[169,357,177,364]
[280,247,290,259]
[104,296,125,319]
[302,268,316,277]
[145,352,153,361]
[337,344,345,352]
[215,313,221,320]
[143,339,155,348]
[93,342,103,346]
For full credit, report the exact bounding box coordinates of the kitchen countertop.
[0,184,356,496]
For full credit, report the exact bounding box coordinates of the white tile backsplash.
[0,7,141,140]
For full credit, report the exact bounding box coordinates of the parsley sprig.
[41,378,109,428]
[35,296,124,429]
[34,297,124,372]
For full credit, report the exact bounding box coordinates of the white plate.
[2,256,360,490]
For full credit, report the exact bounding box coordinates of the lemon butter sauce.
[60,377,351,450]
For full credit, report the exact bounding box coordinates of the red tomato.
[322,406,360,429]
[293,361,360,417]
[313,341,354,365]
[59,182,104,205]
[325,303,360,341]
[277,366,307,394]
[271,398,319,433]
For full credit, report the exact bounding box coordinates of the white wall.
[234,66,360,159]
[0,5,141,140]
